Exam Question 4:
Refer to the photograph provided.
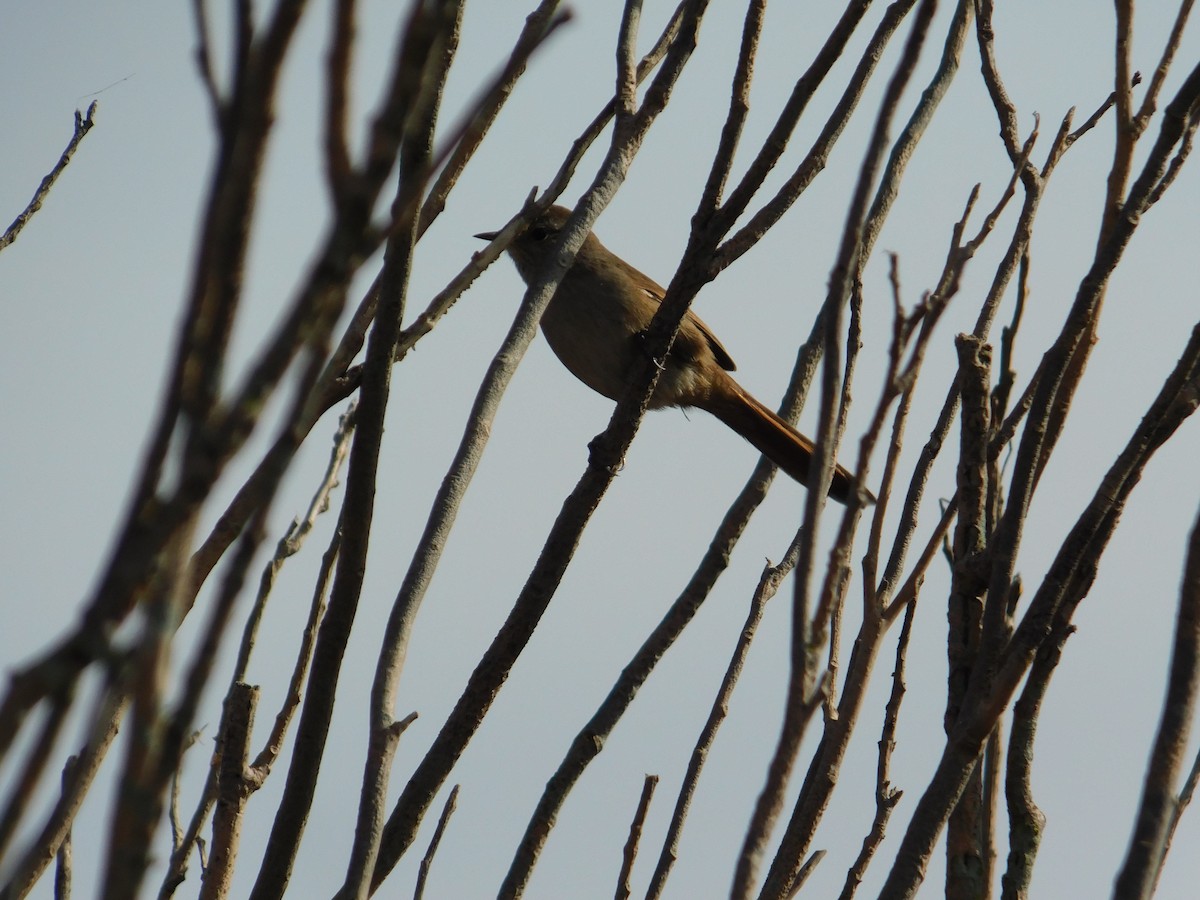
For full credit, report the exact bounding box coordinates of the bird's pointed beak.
[474,230,499,241]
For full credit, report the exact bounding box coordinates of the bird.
[476,205,862,504]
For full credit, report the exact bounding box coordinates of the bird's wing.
[626,262,738,372]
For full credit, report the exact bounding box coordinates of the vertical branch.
[324,0,356,193]
[614,775,658,900]
[614,0,643,116]
[1112,505,1200,899]
[1107,0,1138,236]
[340,9,465,898]
[945,336,992,900]
[53,758,77,900]
[998,621,1066,900]
[189,0,223,116]
[837,598,915,899]
[412,785,459,900]
[695,0,766,216]
[199,684,260,900]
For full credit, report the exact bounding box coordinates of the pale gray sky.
[2,2,1199,898]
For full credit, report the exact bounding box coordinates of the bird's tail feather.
[701,375,859,504]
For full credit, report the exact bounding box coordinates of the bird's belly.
[539,298,705,408]
[539,299,634,400]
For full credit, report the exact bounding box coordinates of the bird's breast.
[539,281,641,401]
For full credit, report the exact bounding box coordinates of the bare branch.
[0,103,98,253]
[189,0,222,118]
[714,0,919,271]
[695,0,766,216]
[413,785,459,900]
[1,694,125,898]
[614,774,658,900]
[199,683,259,900]
[1113,504,1200,898]
[837,599,914,899]
[998,599,1062,900]
[879,314,1200,898]
[53,757,76,900]
[324,0,357,193]
[1135,0,1195,129]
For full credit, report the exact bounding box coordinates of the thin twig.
[714,0,919,271]
[614,775,658,900]
[838,597,915,899]
[1134,0,1195,130]
[0,693,125,898]
[1155,739,1200,895]
[413,785,459,900]
[786,849,827,899]
[0,103,98,252]
[190,0,222,118]
[1146,109,1200,209]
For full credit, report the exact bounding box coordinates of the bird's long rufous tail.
[700,374,860,504]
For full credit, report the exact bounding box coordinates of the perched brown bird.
[477,205,861,503]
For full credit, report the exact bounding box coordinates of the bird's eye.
[529,225,552,241]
